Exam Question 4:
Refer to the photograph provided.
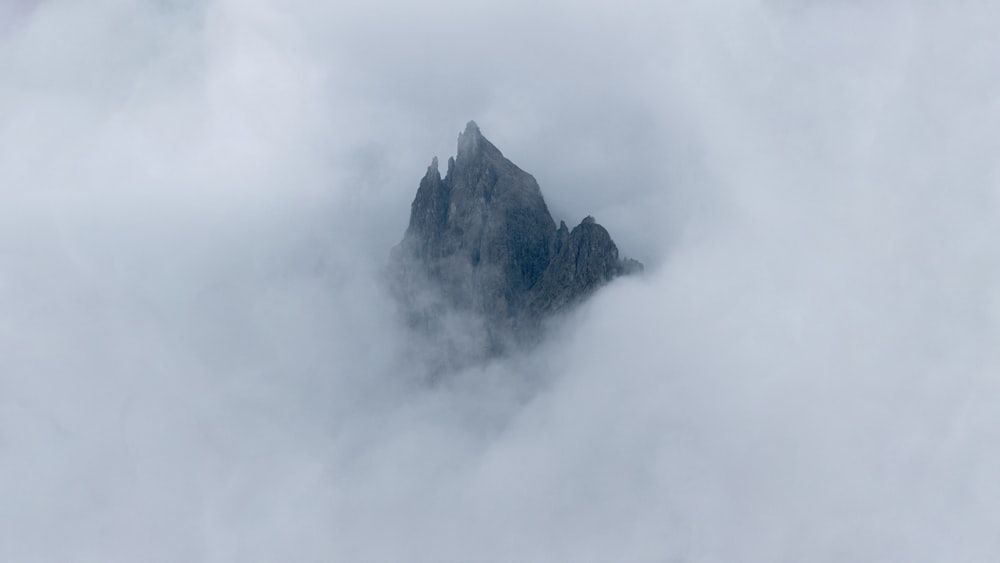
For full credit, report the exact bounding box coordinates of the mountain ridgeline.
[390,121,642,358]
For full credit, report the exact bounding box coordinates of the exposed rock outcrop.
[390,121,642,357]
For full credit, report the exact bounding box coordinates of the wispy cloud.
[1,1,998,561]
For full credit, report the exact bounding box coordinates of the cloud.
[1,0,998,561]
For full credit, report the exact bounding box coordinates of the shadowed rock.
[391,121,642,359]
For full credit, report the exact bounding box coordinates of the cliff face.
[391,121,641,354]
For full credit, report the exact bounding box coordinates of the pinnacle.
[424,156,440,179]
[457,120,488,159]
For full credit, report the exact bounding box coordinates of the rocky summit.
[390,121,642,357]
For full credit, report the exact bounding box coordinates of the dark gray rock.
[527,216,633,315]
[391,121,642,357]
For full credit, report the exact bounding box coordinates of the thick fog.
[2,1,999,561]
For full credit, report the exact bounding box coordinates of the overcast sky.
[2,1,999,561]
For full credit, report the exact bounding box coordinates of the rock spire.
[390,121,642,357]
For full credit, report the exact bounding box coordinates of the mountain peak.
[456,120,492,160]
[391,122,642,361]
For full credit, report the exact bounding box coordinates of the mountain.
[390,121,642,357]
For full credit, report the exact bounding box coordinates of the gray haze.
[2,1,999,561]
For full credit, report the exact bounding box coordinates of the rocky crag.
[390,121,642,358]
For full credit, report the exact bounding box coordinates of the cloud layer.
[2,1,999,561]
